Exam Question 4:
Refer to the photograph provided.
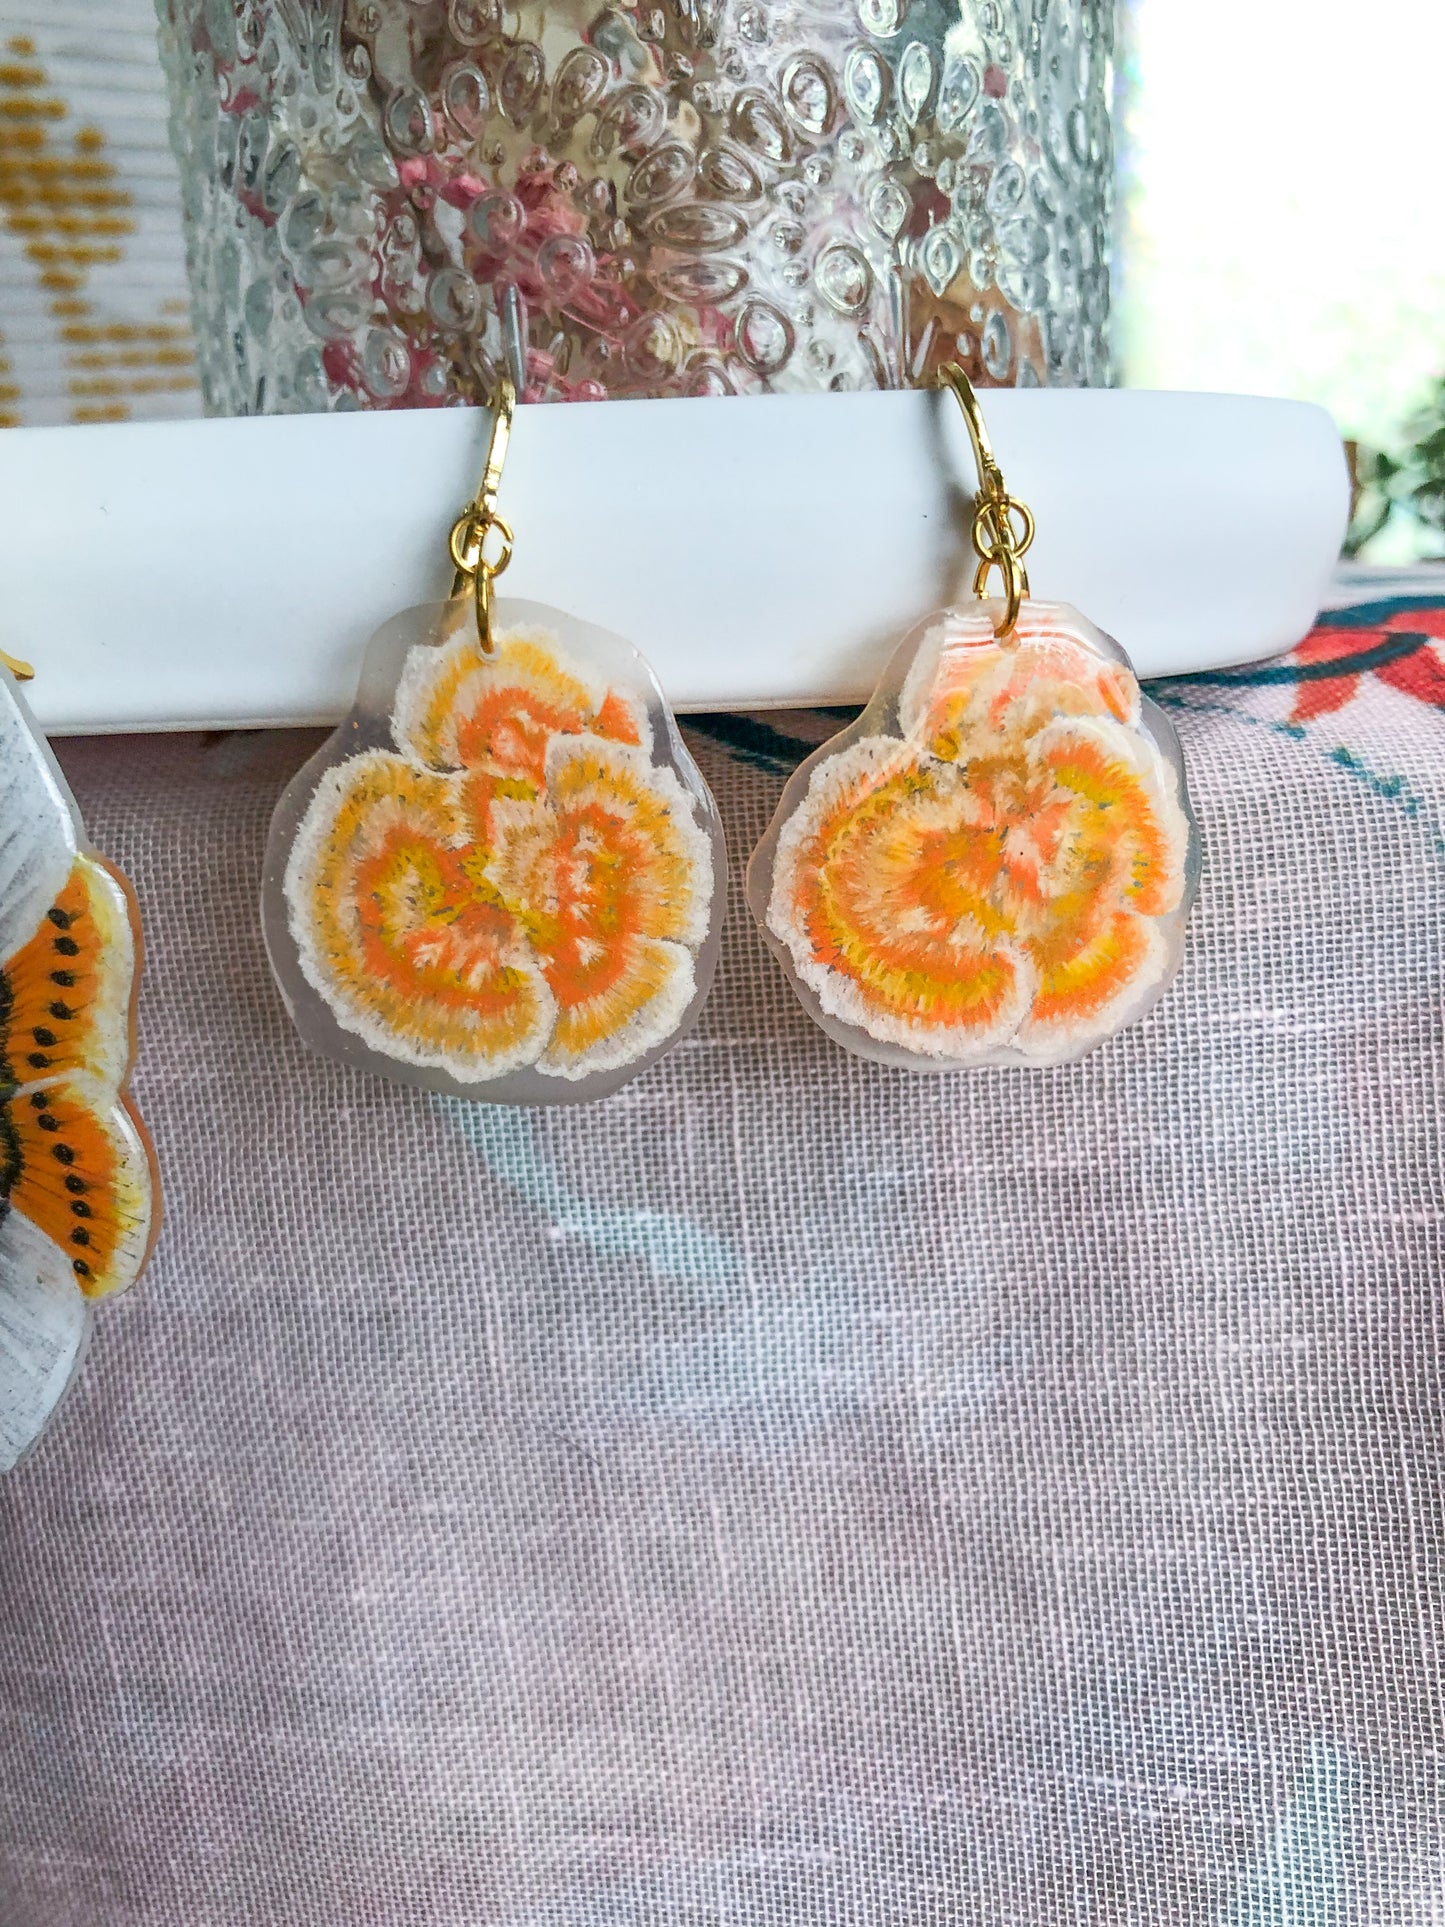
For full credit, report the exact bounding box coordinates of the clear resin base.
[262,597,725,1102]
[747,599,1199,1070]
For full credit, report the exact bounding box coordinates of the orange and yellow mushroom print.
[750,602,1196,1068]
[275,609,719,1097]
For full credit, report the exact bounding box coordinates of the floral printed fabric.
[1191,582,1445,731]
[0,581,1442,1925]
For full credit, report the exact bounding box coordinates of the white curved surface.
[0,386,1349,733]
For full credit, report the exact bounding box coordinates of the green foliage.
[1347,376,1445,558]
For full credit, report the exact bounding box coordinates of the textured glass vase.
[155,0,1113,411]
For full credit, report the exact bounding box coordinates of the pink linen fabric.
[1,601,1443,1923]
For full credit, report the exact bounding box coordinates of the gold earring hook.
[0,650,35,682]
[937,362,1034,640]
[448,373,516,655]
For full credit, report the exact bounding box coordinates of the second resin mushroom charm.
[747,367,1198,1070]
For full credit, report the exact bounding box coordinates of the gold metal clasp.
[938,362,1035,640]
[448,374,516,655]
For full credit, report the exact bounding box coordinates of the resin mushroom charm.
[262,377,725,1103]
[747,367,1198,1070]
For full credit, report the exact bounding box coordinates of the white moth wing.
[0,1206,92,1474]
[0,672,79,964]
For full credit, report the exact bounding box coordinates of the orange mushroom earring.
[747,366,1199,1070]
[261,377,725,1104]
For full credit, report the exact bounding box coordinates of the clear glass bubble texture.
[262,598,726,1103]
[746,600,1200,1071]
[155,0,1113,410]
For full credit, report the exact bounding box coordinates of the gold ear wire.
[447,373,516,655]
[937,362,1035,639]
[0,650,35,682]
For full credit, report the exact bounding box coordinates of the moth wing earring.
[262,378,726,1103]
[747,366,1199,1069]
[0,651,159,1473]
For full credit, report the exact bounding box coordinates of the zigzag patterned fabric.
[0,0,197,429]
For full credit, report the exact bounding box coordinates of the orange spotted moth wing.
[0,665,158,1472]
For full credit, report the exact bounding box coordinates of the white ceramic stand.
[0,386,1349,734]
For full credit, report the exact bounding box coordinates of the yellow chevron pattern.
[0,6,197,427]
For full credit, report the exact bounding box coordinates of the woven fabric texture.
[1,597,1443,1924]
